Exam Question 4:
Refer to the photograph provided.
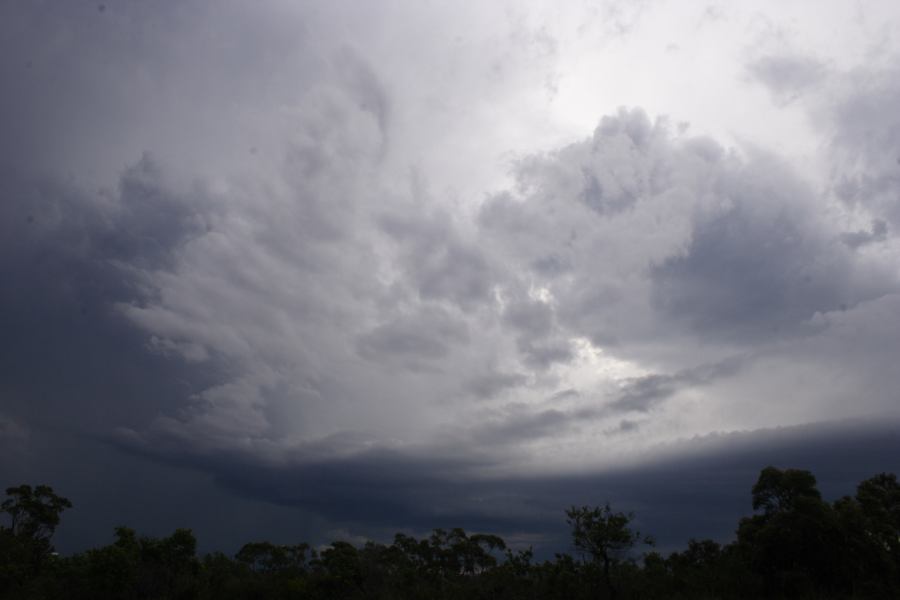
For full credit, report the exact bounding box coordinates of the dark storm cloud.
[0,158,214,432]
[0,155,200,279]
[116,418,900,554]
[100,156,209,268]
[1,427,330,556]
[650,154,893,341]
[4,0,900,563]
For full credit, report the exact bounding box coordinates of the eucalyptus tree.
[565,503,653,600]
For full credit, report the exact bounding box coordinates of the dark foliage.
[1,468,898,599]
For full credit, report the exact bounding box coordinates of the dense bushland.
[1,467,898,599]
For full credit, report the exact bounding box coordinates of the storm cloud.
[2,0,900,555]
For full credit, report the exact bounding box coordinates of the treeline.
[1,467,898,599]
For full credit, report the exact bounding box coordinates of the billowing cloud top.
[2,0,900,553]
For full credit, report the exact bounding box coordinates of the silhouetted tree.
[736,466,844,597]
[832,472,900,597]
[3,468,899,599]
[566,503,653,599]
[0,484,71,596]
[1,485,72,543]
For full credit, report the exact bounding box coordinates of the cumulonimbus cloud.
[3,0,900,553]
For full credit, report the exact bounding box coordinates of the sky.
[2,0,900,556]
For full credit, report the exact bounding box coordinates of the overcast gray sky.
[2,0,900,555]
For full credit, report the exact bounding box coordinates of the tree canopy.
[1,484,72,543]
[1,467,898,599]
[566,503,653,599]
